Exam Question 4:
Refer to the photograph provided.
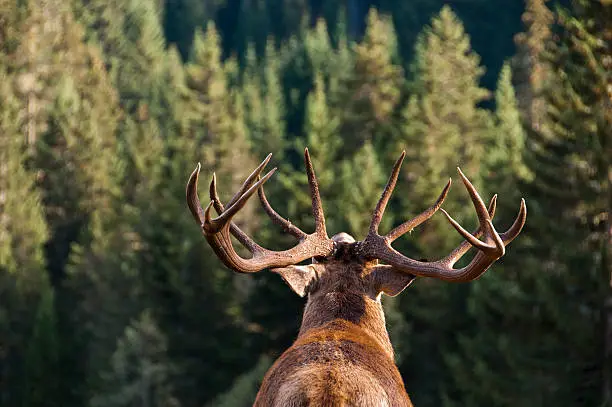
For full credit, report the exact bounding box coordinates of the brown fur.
[254,245,413,407]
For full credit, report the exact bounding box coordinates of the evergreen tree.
[513,0,553,131]
[399,5,493,256]
[337,141,386,237]
[17,2,126,403]
[115,21,260,406]
[28,0,121,284]
[445,1,612,405]
[90,310,180,407]
[0,63,51,406]
[242,39,286,159]
[303,74,341,171]
[277,18,353,141]
[163,0,227,58]
[486,63,533,209]
[436,63,534,407]
[72,0,168,120]
[532,0,611,403]
[23,288,61,407]
[0,69,48,279]
[393,8,495,407]
[341,8,403,156]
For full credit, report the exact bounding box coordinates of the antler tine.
[438,195,497,266]
[187,163,206,225]
[440,209,500,253]
[209,172,263,253]
[457,168,494,228]
[204,168,277,233]
[386,178,451,243]
[500,198,527,243]
[257,181,308,240]
[439,197,525,269]
[225,153,273,208]
[369,151,406,235]
[439,168,505,258]
[488,194,498,219]
[210,172,222,211]
[304,148,327,236]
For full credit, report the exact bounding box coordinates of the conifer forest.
[0,0,611,405]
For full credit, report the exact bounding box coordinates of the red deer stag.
[186,149,526,407]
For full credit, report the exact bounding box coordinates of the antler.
[360,151,526,282]
[186,149,334,273]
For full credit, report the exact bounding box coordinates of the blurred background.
[0,0,610,406]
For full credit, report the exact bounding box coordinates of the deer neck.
[297,291,395,359]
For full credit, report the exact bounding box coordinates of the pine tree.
[23,288,61,407]
[337,142,386,237]
[205,356,273,407]
[436,63,534,407]
[277,18,353,140]
[304,74,341,169]
[399,5,494,257]
[486,63,533,210]
[16,2,126,403]
[185,22,256,210]
[90,310,180,407]
[33,14,122,284]
[341,8,403,155]
[242,39,286,159]
[72,0,168,120]
[443,1,612,405]
[513,0,553,131]
[0,69,48,278]
[116,22,260,406]
[0,62,51,406]
[536,1,611,403]
[393,8,495,406]
[163,0,227,58]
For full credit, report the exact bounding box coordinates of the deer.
[186,149,526,407]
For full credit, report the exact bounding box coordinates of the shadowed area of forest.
[0,0,610,406]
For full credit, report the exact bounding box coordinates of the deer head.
[186,149,526,406]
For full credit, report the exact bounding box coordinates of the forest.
[0,0,610,406]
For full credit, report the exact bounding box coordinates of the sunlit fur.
[254,236,413,407]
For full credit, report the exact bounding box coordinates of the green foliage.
[337,142,386,237]
[1,0,609,406]
[513,0,553,130]
[90,310,180,407]
[441,1,611,406]
[72,0,168,118]
[341,8,403,155]
[0,43,52,405]
[484,62,533,216]
[400,5,493,256]
[241,40,286,158]
[23,288,60,406]
[0,70,48,275]
[491,64,533,184]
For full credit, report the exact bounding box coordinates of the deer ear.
[368,265,417,297]
[272,265,320,297]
